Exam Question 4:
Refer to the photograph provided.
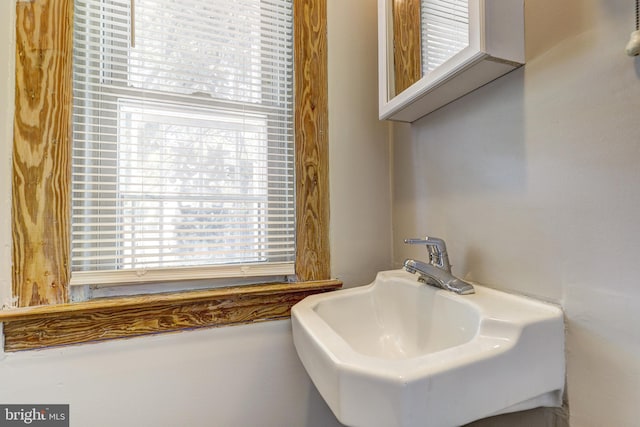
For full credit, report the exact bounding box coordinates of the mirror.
[392,0,469,96]
[378,0,525,122]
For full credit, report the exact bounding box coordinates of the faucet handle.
[404,236,451,272]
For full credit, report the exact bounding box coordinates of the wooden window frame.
[2,0,337,352]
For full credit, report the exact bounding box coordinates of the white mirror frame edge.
[378,0,525,123]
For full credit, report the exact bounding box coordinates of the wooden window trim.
[3,0,335,351]
[0,280,341,352]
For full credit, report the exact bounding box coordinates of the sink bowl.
[291,269,565,427]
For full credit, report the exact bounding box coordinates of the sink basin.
[291,269,565,427]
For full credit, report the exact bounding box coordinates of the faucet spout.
[403,259,475,295]
[404,237,451,272]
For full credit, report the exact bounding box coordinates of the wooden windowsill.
[0,280,341,352]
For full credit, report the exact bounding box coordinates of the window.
[10,0,330,328]
[7,0,333,350]
[71,0,296,287]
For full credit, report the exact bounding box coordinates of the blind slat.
[69,262,294,287]
[421,0,469,74]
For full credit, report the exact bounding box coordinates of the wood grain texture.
[12,0,72,306]
[1,280,342,351]
[392,0,422,95]
[294,0,330,282]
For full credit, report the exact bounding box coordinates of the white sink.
[291,269,565,427]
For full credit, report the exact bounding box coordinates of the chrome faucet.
[403,237,475,295]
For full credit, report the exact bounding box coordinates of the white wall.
[392,0,640,425]
[328,0,393,288]
[0,321,344,427]
[0,0,391,425]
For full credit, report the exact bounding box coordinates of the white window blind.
[71,0,295,286]
[420,0,469,74]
